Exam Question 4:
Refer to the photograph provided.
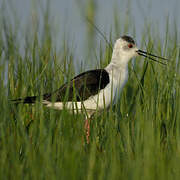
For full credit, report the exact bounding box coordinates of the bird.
[12,35,168,142]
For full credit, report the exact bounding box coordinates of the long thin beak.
[136,49,168,65]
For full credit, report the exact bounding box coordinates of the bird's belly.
[83,83,115,110]
[44,84,114,112]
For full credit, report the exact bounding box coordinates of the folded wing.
[12,69,110,104]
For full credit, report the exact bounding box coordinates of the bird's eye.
[128,44,133,48]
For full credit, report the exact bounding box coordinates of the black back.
[44,69,110,102]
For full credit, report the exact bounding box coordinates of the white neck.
[105,47,129,75]
[105,62,128,82]
[105,47,130,91]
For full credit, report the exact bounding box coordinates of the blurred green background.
[0,0,180,179]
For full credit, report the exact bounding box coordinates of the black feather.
[121,35,135,44]
[44,69,110,102]
[11,96,37,104]
[12,69,110,104]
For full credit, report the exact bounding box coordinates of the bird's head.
[112,35,167,66]
[113,36,138,62]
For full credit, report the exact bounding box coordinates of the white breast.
[111,67,129,105]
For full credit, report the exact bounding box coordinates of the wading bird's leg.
[84,117,90,144]
[84,112,94,144]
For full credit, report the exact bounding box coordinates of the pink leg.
[84,118,90,144]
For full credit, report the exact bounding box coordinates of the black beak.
[136,49,168,65]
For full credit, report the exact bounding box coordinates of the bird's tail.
[11,96,37,104]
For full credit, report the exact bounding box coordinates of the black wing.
[12,69,110,103]
[44,69,110,102]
